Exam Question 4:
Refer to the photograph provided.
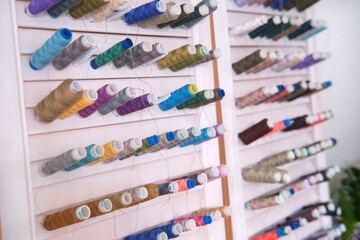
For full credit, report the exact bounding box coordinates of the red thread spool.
[262,119,290,137]
[251,229,278,240]
[238,119,273,145]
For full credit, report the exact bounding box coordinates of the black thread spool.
[232,50,267,75]
[282,115,311,132]
[287,208,320,223]
[248,16,281,39]
[238,119,273,145]
[158,182,179,196]
[296,0,321,12]
[261,16,286,38]
[263,0,278,7]
[279,0,301,10]
[288,20,315,40]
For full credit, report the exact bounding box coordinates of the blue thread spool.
[159,84,198,111]
[30,28,72,70]
[152,222,183,239]
[180,127,216,147]
[271,0,292,9]
[123,0,166,25]
[64,144,104,171]
[125,229,168,240]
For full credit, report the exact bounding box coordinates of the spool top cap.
[278,85,286,92]
[290,222,299,230]
[217,124,226,134]
[169,182,179,192]
[204,89,215,100]
[81,34,95,48]
[157,232,168,240]
[91,145,105,158]
[203,216,212,224]
[177,129,189,139]
[157,42,167,54]
[130,137,143,149]
[200,46,209,55]
[121,192,132,205]
[224,206,233,216]
[186,219,196,230]
[187,179,196,189]
[157,1,167,12]
[188,84,198,95]
[199,5,209,16]
[207,127,216,138]
[172,223,183,235]
[212,49,222,59]
[299,218,308,226]
[84,89,98,101]
[148,135,160,146]
[183,3,194,14]
[141,41,153,53]
[217,89,225,98]
[209,0,218,8]
[197,173,208,184]
[60,28,72,40]
[171,4,181,16]
[166,132,176,141]
[121,38,133,50]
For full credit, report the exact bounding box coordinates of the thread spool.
[108,192,132,210]
[152,222,183,239]
[64,144,104,171]
[177,219,196,232]
[180,127,216,147]
[234,0,251,7]
[183,173,208,185]
[90,38,133,69]
[235,86,276,109]
[87,0,127,22]
[159,84,198,111]
[52,35,95,71]
[266,17,293,39]
[248,16,281,39]
[106,5,134,21]
[152,129,189,153]
[30,28,72,70]
[194,124,226,145]
[204,166,220,180]
[97,87,136,115]
[294,20,322,41]
[242,167,286,183]
[229,15,267,36]
[112,41,153,69]
[176,90,214,110]
[297,0,321,12]
[42,205,91,231]
[88,140,123,165]
[88,198,112,217]
[123,0,166,25]
[175,215,212,227]
[113,93,156,116]
[58,89,98,119]
[232,50,267,75]
[273,18,303,41]
[262,119,291,137]
[122,135,159,159]
[246,51,277,74]
[301,20,328,41]
[138,132,175,155]
[206,165,229,182]
[158,182,179,195]
[157,3,194,28]
[194,48,222,66]
[35,79,83,122]
[103,137,142,164]
[156,44,196,69]
[289,208,320,222]
[246,193,285,210]
[254,85,284,105]
[169,44,209,72]
[47,0,81,18]
[167,126,201,149]
[125,229,168,240]
[128,187,148,204]
[139,2,181,28]
[170,4,209,28]
[72,45,100,67]
[258,150,295,168]
[238,119,273,145]
[183,0,218,28]
[26,0,61,16]
[171,179,196,192]
[67,0,110,19]
[127,42,167,69]
[77,84,118,118]
[127,184,159,207]
[189,88,225,108]
[195,206,233,218]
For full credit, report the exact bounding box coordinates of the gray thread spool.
[97,87,136,115]
[139,2,181,28]
[112,41,153,69]
[152,129,189,153]
[158,182,179,195]
[102,138,143,164]
[127,43,167,69]
[258,150,296,168]
[39,147,87,176]
[52,35,95,70]
[242,167,286,183]
[167,126,201,149]
[194,48,222,66]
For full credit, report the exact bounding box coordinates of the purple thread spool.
[271,53,294,71]
[234,0,252,7]
[26,0,61,16]
[113,93,157,116]
[78,84,118,118]
[291,54,315,70]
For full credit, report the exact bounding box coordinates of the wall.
[314,0,360,168]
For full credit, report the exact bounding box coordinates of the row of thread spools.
[39,124,226,176]
[237,109,334,145]
[234,0,321,12]
[235,80,332,110]
[41,164,231,232]
[25,0,218,29]
[35,79,225,122]
[232,49,331,75]
[230,15,327,42]
[29,28,222,71]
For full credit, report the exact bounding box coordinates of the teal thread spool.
[64,144,104,171]
[183,0,218,28]
[180,127,216,147]
[170,4,209,28]
[176,89,214,110]
[189,88,225,108]
[90,38,133,69]
[121,135,159,160]
[169,44,209,72]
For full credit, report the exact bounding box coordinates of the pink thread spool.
[175,215,212,227]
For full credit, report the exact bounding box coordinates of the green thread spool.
[189,88,225,108]
[278,81,308,102]
[157,3,194,28]
[265,16,291,39]
[67,0,110,19]
[232,50,267,75]
[90,38,133,69]
[170,5,209,28]
[121,135,159,160]
[176,89,214,110]
[169,44,209,72]
[156,44,196,69]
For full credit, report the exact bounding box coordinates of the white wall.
[314,0,360,168]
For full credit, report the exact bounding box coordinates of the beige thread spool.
[258,150,296,168]
[156,44,196,69]
[35,79,83,122]
[246,51,277,74]
[242,167,288,183]
[194,206,233,218]
[246,194,285,210]
[139,2,181,28]
[87,0,127,22]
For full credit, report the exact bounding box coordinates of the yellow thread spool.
[88,140,123,165]
[58,89,98,119]
[156,44,196,69]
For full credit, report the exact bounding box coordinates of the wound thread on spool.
[125,229,167,240]
[194,124,226,145]
[195,206,233,218]
[158,182,179,195]
[159,84,198,111]
[177,219,196,232]
[73,45,100,67]
[77,84,118,118]
[258,150,296,168]
[47,0,81,18]
[248,16,281,39]
[108,192,132,210]
[42,205,91,231]
[157,3,194,28]
[112,41,153,69]
[103,138,142,163]
[39,147,87,176]
[232,50,267,75]
[246,193,284,210]
[171,179,196,192]
[246,51,277,74]
[167,126,201,149]
[127,184,159,207]
[88,140,123,165]
[35,79,83,122]
[156,44,196,69]
[235,86,276,109]
[283,114,311,131]
[87,0,127,22]
[189,88,225,108]
[204,166,220,180]
[97,87,136,115]
[106,5,134,22]
[170,4,209,28]
[58,89,98,119]
[262,119,291,137]
[123,0,166,25]
[64,144,104,171]
[234,0,251,7]
[175,215,212,227]
[122,135,159,159]
[113,93,156,116]
[90,38,133,69]
[254,85,284,105]
[180,127,216,147]
[152,222,183,239]
[87,198,112,217]
[207,165,229,182]
[242,167,287,183]
[67,0,110,19]
[127,42,167,69]
[139,2,181,28]
[183,0,218,28]
[30,28,72,70]
[194,48,222,66]
[152,129,189,153]
[176,89,214,110]
[26,0,61,16]
[52,35,95,70]
[238,118,273,145]
[138,131,175,155]
[169,44,209,72]
[273,18,303,41]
